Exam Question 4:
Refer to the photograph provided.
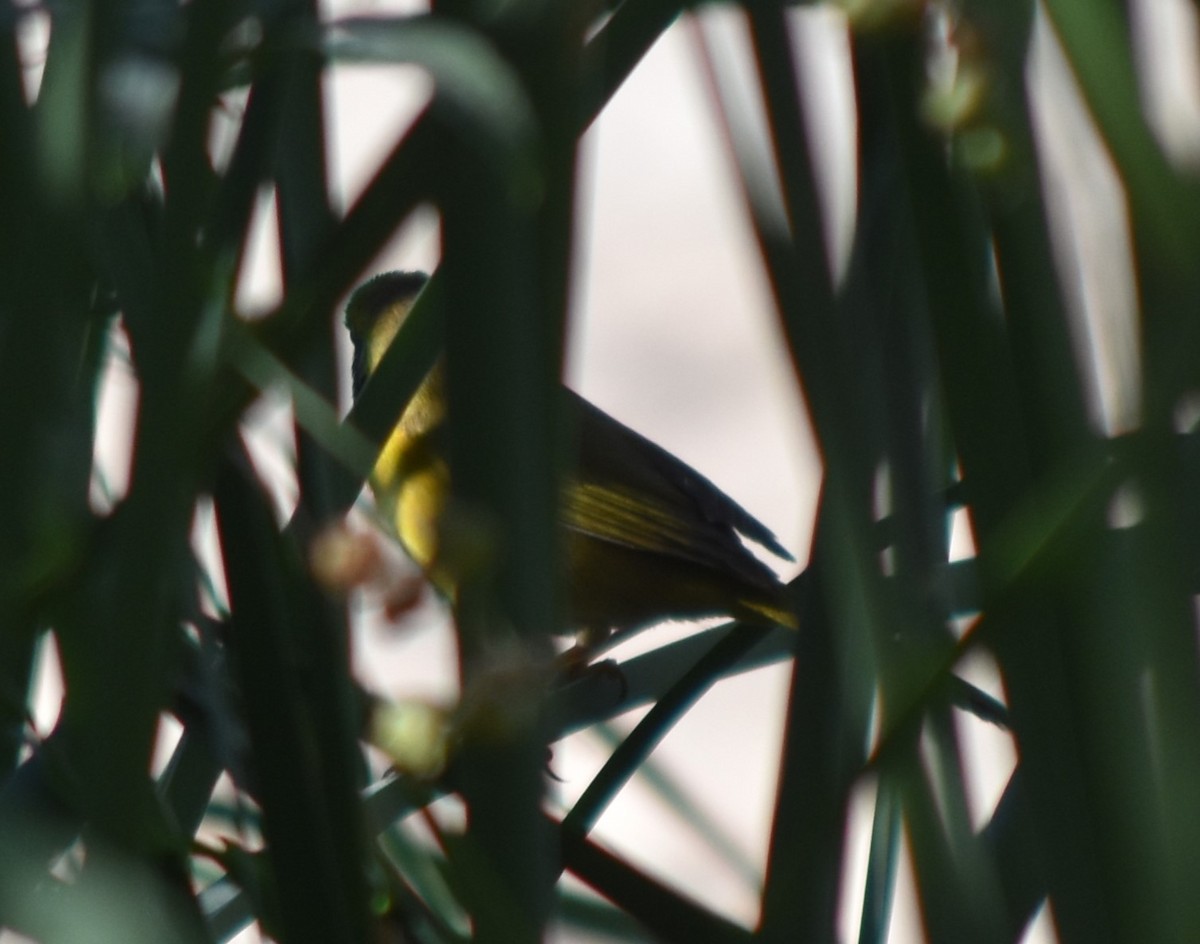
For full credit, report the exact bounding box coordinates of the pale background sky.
[310,5,941,942]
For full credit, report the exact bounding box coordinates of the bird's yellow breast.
[371,371,449,578]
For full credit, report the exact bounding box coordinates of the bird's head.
[344,270,430,400]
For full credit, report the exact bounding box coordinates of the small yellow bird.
[345,271,796,641]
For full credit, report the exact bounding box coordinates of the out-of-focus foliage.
[1,0,1199,941]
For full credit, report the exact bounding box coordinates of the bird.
[344,270,797,644]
